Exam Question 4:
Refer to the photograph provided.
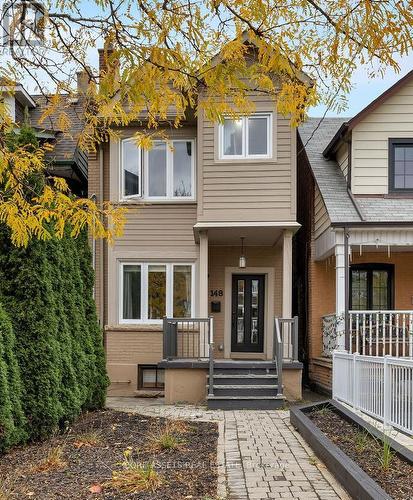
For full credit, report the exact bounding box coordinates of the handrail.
[208,317,214,396]
[274,318,283,397]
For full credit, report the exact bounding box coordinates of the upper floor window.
[389,139,413,192]
[121,139,195,200]
[350,264,393,311]
[219,113,272,159]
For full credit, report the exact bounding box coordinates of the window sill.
[214,156,276,164]
[106,324,163,332]
[117,199,197,205]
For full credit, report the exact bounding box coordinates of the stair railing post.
[208,316,214,396]
[293,316,299,362]
[274,318,283,397]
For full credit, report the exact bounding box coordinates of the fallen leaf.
[89,484,102,494]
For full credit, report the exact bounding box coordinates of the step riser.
[208,377,277,386]
[212,387,278,397]
[213,362,276,369]
[207,399,284,410]
[214,369,277,376]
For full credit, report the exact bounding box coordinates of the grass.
[31,446,67,473]
[378,432,394,471]
[308,455,319,466]
[147,421,188,452]
[354,430,370,453]
[105,450,162,494]
[73,430,103,448]
[312,405,332,417]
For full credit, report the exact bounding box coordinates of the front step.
[206,360,284,409]
[207,395,284,410]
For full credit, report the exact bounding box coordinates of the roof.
[324,69,413,157]
[29,95,86,164]
[299,117,361,224]
[299,118,413,226]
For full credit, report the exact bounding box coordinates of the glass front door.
[231,274,265,352]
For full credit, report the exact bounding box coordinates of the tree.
[1,1,413,245]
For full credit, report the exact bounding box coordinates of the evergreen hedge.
[0,229,108,448]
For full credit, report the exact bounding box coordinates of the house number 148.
[210,290,223,297]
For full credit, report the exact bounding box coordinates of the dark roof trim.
[324,69,413,158]
[332,221,413,228]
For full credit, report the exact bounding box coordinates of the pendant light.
[239,237,246,268]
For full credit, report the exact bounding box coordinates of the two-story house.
[89,44,303,409]
[298,70,413,394]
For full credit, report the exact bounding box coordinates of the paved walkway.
[106,397,349,500]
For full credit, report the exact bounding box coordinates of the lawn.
[0,410,218,499]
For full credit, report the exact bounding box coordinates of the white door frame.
[224,266,275,360]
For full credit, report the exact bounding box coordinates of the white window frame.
[219,113,272,160]
[119,262,195,324]
[120,138,142,200]
[144,139,196,201]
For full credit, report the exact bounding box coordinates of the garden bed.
[0,409,218,499]
[291,400,413,500]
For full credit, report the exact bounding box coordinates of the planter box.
[290,400,413,500]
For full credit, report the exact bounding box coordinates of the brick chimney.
[76,67,92,94]
[98,40,115,79]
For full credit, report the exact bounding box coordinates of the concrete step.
[207,395,285,410]
[207,384,279,397]
[207,374,278,385]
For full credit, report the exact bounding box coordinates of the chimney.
[76,67,92,94]
[98,39,115,79]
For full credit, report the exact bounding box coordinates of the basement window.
[138,365,165,390]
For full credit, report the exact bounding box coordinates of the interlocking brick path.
[106,398,349,499]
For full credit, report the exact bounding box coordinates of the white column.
[282,229,293,319]
[335,231,346,350]
[199,230,209,318]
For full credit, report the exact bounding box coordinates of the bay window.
[120,262,194,323]
[219,113,272,159]
[120,139,195,200]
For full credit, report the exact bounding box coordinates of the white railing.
[350,311,413,357]
[333,352,413,436]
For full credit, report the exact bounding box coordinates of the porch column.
[335,231,346,350]
[199,230,209,318]
[282,229,293,319]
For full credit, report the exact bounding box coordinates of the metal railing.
[274,316,299,397]
[274,318,283,397]
[333,352,413,436]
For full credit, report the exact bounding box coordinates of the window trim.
[120,138,142,200]
[144,139,196,201]
[350,263,394,311]
[218,113,273,160]
[119,261,195,324]
[388,138,413,194]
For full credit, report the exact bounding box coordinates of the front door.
[231,274,265,353]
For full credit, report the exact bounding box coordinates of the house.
[297,71,413,394]
[89,44,304,409]
[1,78,88,195]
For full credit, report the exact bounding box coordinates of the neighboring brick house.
[1,79,88,195]
[297,71,413,393]
[89,43,304,409]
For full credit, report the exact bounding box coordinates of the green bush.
[0,228,108,446]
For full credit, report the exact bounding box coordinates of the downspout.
[99,145,105,328]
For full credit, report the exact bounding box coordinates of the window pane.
[395,175,405,188]
[237,279,245,343]
[223,119,243,156]
[173,142,192,197]
[251,279,259,344]
[406,147,413,160]
[351,270,368,310]
[123,141,140,196]
[395,146,405,161]
[148,265,166,319]
[148,142,167,196]
[123,265,141,319]
[248,117,268,155]
[395,161,405,175]
[173,265,192,317]
[372,271,388,310]
[406,176,413,188]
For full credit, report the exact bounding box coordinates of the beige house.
[89,47,303,409]
[298,70,413,393]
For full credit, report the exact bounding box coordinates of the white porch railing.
[333,352,413,436]
[322,311,413,357]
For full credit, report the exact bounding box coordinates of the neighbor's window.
[121,139,141,197]
[350,264,394,311]
[121,139,195,200]
[219,113,272,159]
[120,262,194,323]
[145,140,195,199]
[390,139,413,191]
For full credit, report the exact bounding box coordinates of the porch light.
[239,237,246,268]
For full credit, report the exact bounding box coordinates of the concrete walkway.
[106,397,349,499]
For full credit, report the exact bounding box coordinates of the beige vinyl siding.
[352,80,413,194]
[197,94,296,222]
[314,185,330,239]
[336,142,349,180]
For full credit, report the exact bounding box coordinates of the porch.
[160,316,301,408]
